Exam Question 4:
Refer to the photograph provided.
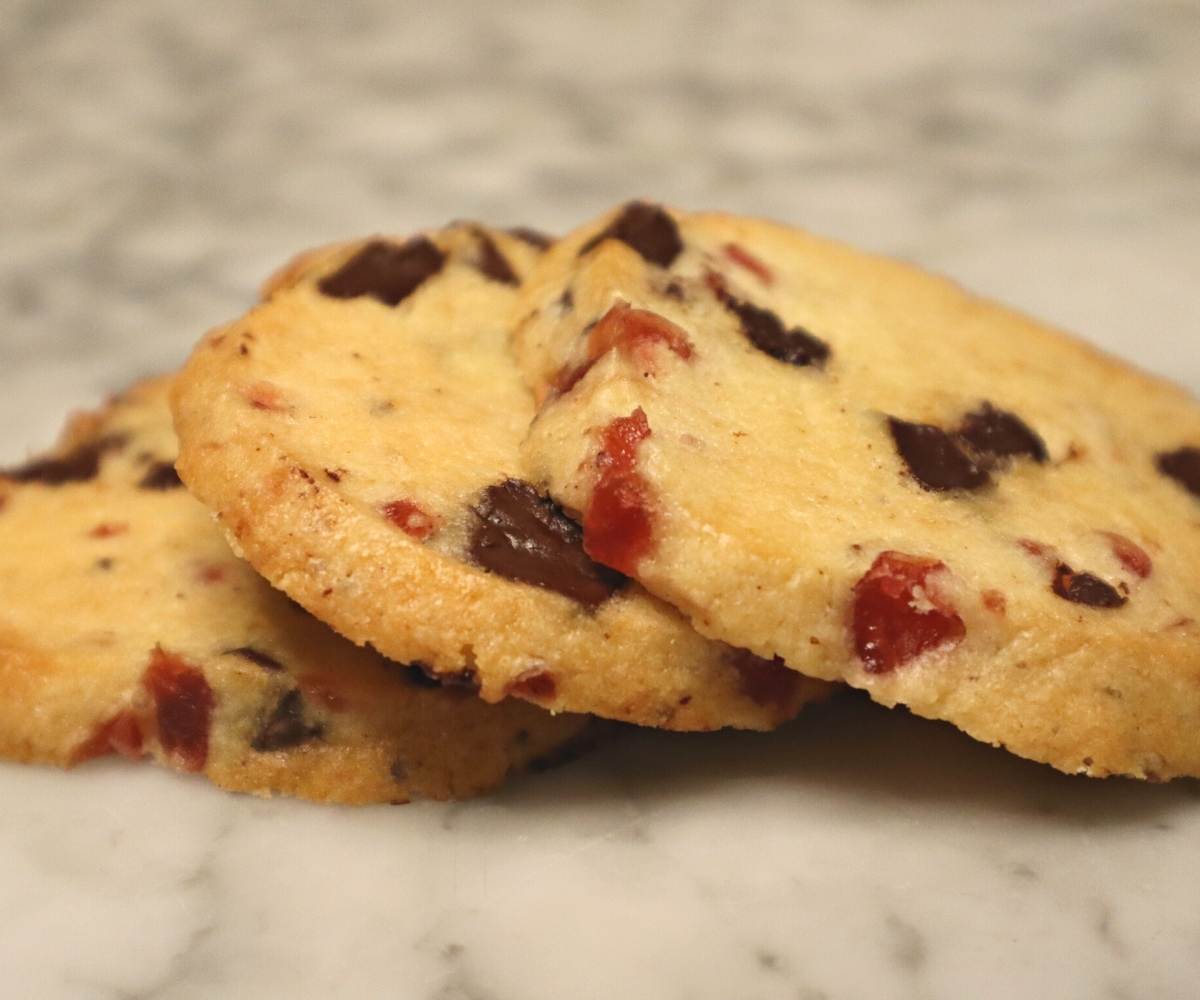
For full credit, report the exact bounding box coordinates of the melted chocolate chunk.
[720,295,829,368]
[138,461,183,490]
[957,403,1047,464]
[225,646,283,671]
[1052,564,1127,608]
[888,418,990,492]
[469,479,626,608]
[318,238,445,306]
[1157,446,1200,499]
[474,231,519,285]
[507,226,553,250]
[578,202,683,268]
[251,689,323,751]
[2,434,127,486]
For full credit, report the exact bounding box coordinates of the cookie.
[515,201,1200,779]
[171,224,828,731]
[0,377,593,804]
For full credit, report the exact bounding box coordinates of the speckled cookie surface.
[515,202,1200,779]
[0,378,591,804]
[171,225,827,731]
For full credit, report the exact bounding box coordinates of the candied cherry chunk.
[553,302,693,398]
[851,551,965,673]
[143,647,215,771]
[71,710,145,765]
[722,243,774,285]
[584,409,654,575]
[383,498,438,540]
[1101,532,1152,579]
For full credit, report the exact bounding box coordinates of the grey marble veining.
[2,1,1199,997]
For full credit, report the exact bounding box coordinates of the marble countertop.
[2,1,1198,997]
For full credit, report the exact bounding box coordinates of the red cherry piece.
[722,243,774,285]
[1100,532,1152,579]
[70,710,145,766]
[584,408,654,576]
[382,499,439,540]
[143,647,214,772]
[851,551,966,673]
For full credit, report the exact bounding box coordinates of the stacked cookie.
[4,204,1198,804]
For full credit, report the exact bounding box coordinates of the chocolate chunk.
[727,650,801,708]
[578,202,683,268]
[2,434,127,486]
[408,660,480,691]
[138,461,183,490]
[1052,564,1127,608]
[251,690,323,751]
[720,295,829,368]
[1156,446,1200,499]
[318,238,445,306]
[957,403,1047,463]
[225,646,283,671]
[474,231,519,285]
[507,226,553,250]
[888,418,990,492]
[469,479,626,608]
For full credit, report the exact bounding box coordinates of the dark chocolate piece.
[138,461,183,490]
[507,226,553,250]
[251,689,323,751]
[2,434,127,486]
[578,202,683,268]
[225,646,283,671]
[958,403,1047,463]
[888,418,990,492]
[1052,564,1127,608]
[1157,446,1200,499]
[407,661,480,691]
[474,231,519,285]
[720,295,829,368]
[468,479,626,608]
[318,238,445,306]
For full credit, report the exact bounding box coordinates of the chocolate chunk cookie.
[171,225,828,730]
[0,378,592,804]
[515,201,1200,779]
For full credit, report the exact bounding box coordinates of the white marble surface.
[2,1,1199,997]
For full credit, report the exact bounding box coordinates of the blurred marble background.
[2,2,1199,998]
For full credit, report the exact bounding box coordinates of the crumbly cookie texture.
[0,378,592,804]
[171,225,828,731]
[515,201,1200,780]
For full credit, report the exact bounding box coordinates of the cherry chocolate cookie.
[0,377,592,804]
[515,201,1200,779]
[171,224,828,730]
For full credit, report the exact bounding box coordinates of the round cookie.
[171,225,828,730]
[0,378,593,804]
[515,201,1200,780]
